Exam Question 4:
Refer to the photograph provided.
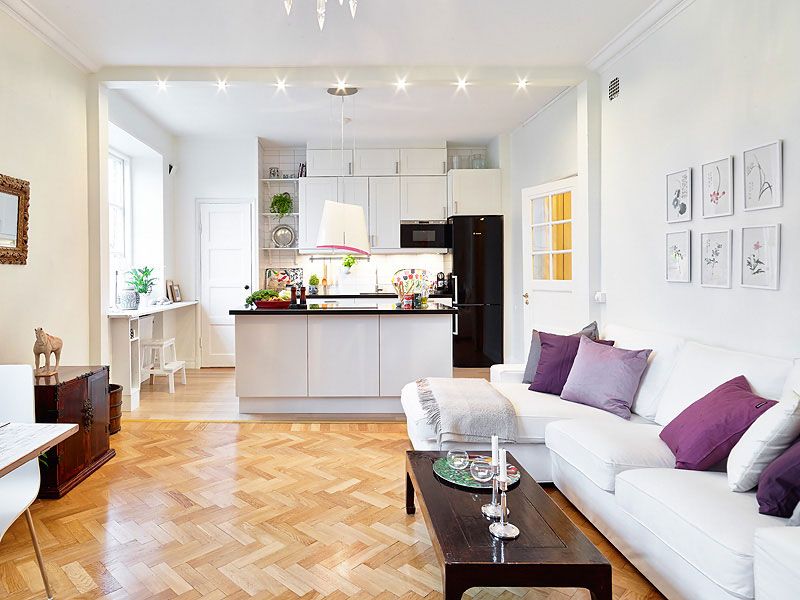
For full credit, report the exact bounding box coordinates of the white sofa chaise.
[401,324,800,600]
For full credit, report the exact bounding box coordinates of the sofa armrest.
[490,364,526,384]
[754,526,800,600]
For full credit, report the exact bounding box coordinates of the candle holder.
[489,479,520,540]
[481,464,505,519]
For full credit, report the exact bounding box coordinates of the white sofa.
[401,324,800,600]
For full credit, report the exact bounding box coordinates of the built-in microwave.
[400,221,451,249]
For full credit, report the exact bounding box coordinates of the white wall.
[601,0,800,358]
[0,11,89,364]
[508,88,578,361]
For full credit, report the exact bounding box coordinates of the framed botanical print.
[666,230,691,283]
[744,141,782,211]
[700,230,732,288]
[666,168,691,223]
[701,157,733,218]
[741,225,781,290]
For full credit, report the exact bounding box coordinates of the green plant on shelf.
[342,255,356,269]
[127,266,156,294]
[270,192,293,218]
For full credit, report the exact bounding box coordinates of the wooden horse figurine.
[33,327,63,376]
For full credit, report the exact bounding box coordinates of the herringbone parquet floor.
[0,422,663,599]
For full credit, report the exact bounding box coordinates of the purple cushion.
[659,376,776,470]
[757,438,800,517]
[560,336,652,419]
[529,332,614,396]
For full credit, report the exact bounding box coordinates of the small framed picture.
[666,168,692,223]
[700,230,732,288]
[744,141,782,211]
[741,225,781,290]
[165,279,175,302]
[172,284,183,302]
[666,230,691,283]
[702,157,733,218]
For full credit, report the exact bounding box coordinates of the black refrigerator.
[449,215,503,367]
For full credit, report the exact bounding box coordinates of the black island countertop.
[309,292,453,299]
[229,302,457,316]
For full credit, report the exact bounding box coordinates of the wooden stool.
[141,338,186,394]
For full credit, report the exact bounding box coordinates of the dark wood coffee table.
[405,451,611,600]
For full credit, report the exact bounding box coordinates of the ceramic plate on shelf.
[264,267,303,290]
[271,225,295,248]
[392,269,431,296]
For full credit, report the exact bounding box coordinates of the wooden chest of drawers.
[34,366,116,498]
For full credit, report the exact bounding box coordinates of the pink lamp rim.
[316,244,370,256]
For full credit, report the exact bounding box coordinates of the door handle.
[453,275,459,305]
[348,162,353,175]
[395,161,399,174]
[522,292,529,305]
[442,161,446,174]
[244,285,250,291]
[452,313,459,336]
[454,201,458,214]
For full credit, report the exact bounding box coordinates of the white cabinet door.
[307,149,354,176]
[368,177,401,249]
[400,148,447,175]
[338,177,369,226]
[299,177,338,248]
[400,176,448,221]
[308,315,379,396]
[448,169,502,216]
[353,149,400,176]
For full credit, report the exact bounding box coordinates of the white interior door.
[200,202,253,367]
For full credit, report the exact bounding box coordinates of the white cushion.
[545,419,674,492]
[654,341,793,425]
[402,381,651,445]
[790,502,800,526]
[602,324,685,421]
[781,359,800,401]
[616,469,787,599]
[727,392,800,492]
[754,527,800,599]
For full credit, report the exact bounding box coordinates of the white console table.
[107,301,198,411]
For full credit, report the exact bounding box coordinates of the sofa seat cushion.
[616,469,787,599]
[545,419,674,492]
[402,381,650,445]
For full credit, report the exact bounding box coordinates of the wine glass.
[446,450,470,470]
[469,457,493,483]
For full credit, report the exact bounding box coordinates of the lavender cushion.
[560,336,652,419]
[659,376,776,470]
[529,332,614,396]
[522,322,599,384]
[757,438,800,517]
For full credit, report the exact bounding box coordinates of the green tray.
[432,455,521,491]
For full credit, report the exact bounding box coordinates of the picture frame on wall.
[700,230,732,288]
[744,141,782,211]
[666,168,692,223]
[741,225,781,290]
[172,284,183,302]
[666,230,691,283]
[701,157,733,218]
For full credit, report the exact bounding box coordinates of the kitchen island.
[230,302,456,414]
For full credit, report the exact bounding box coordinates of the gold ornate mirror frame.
[0,174,30,265]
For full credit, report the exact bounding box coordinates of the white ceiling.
[27,0,653,68]
[113,82,568,145]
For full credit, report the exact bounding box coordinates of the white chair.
[0,364,54,600]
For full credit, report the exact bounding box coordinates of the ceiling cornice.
[0,0,98,72]
[587,0,696,73]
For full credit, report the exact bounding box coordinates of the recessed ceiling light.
[395,77,408,92]
[516,77,529,90]
[455,77,469,92]
[336,78,348,92]
[216,79,229,92]
[156,79,168,92]
[276,77,287,92]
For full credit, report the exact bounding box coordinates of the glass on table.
[469,457,494,483]
[446,450,470,470]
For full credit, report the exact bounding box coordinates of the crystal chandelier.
[284,0,357,30]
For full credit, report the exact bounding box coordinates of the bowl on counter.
[254,300,292,309]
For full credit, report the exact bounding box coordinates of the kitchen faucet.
[375,268,381,293]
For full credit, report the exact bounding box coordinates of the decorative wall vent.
[609,77,620,101]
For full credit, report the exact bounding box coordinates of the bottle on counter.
[300,286,307,306]
[290,286,297,305]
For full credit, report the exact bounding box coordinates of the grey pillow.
[561,336,652,419]
[522,321,599,384]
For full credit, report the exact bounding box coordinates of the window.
[108,150,131,303]
[531,191,572,281]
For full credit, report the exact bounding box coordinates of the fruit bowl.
[254,300,292,309]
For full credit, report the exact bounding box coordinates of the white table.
[0,422,78,477]
[107,301,198,411]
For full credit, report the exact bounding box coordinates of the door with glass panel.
[521,176,577,336]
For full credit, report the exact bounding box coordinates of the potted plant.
[308,274,320,295]
[124,266,156,309]
[270,192,293,219]
[342,255,356,274]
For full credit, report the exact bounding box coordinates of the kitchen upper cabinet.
[368,177,401,249]
[299,177,338,248]
[307,149,353,176]
[339,177,369,223]
[448,169,502,216]
[400,176,448,221]
[353,149,400,176]
[400,148,447,175]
